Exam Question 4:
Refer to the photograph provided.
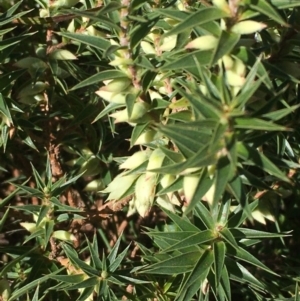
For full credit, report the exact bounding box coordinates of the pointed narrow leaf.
[164,7,228,37]
[210,31,240,66]
[225,257,265,290]
[177,250,214,298]
[230,228,290,239]
[220,266,231,301]
[231,245,278,275]
[71,70,127,91]
[212,157,232,209]
[227,175,249,215]
[163,230,216,252]
[234,117,288,131]
[228,200,258,228]
[160,207,200,232]
[194,201,215,230]
[219,227,239,249]
[214,241,226,288]
[62,244,98,277]
[237,143,290,182]
[262,104,300,121]
[141,250,202,274]
[57,32,111,51]
[160,50,212,71]
[248,0,287,25]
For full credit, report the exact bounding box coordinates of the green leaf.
[160,50,212,71]
[44,220,54,248]
[51,274,85,284]
[141,250,202,274]
[227,175,249,215]
[0,94,13,126]
[262,104,300,121]
[162,230,216,252]
[212,157,233,210]
[214,241,226,289]
[0,32,36,51]
[232,59,264,109]
[130,17,159,49]
[63,276,99,290]
[93,102,124,123]
[219,227,239,249]
[57,32,111,51]
[109,243,131,273]
[175,83,222,119]
[193,201,215,230]
[210,31,240,66]
[86,235,102,270]
[164,7,229,37]
[0,178,30,208]
[225,257,265,290]
[237,143,290,182]
[0,7,32,27]
[232,245,278,276]
[177,249,214,299]
[0,246,39,278]
[130,122,150,147]
[230,228,290,239]
[234,47,272,89]
[271,0,300,9]
[247,0,287,25]
[8,268,62,301]
[61,8,121,31]
[62,244,99,277]
[156,122,212,157]
[220,266,231,301]
[160,207,200,232]
[234,117,289,131]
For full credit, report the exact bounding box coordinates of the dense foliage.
[1,0,300,300]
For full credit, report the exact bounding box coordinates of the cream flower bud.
[110,109,128,123]
[212,0,230,13]
[233,58,246,77]
[141,41,156,54]
[185,36,218,50]
[161,174,176,201]
[110,102,149,124]
[83,179,105,192]
[146,148,165,174]
[156,196,175,212]
[78,156,102,177]
[127,198,137,217]
[95,90,127,104]
[130,102,150,120]
[120,150,151,170]
[51,0,79,7]
[231,21,267,35]
[52,230,77,242]
[0,279,11,301]
[102,174,138,200]
[109,58,133,66]
[134,130,156,145]
[183,175,200,204]
[20,222,37,233]
[135,174,156,217]
[221,55,234,70]
[159,35,177,52]
[101,78,131,93]
[226,70,245,86]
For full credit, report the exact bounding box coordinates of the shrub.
[1,0,300,300]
